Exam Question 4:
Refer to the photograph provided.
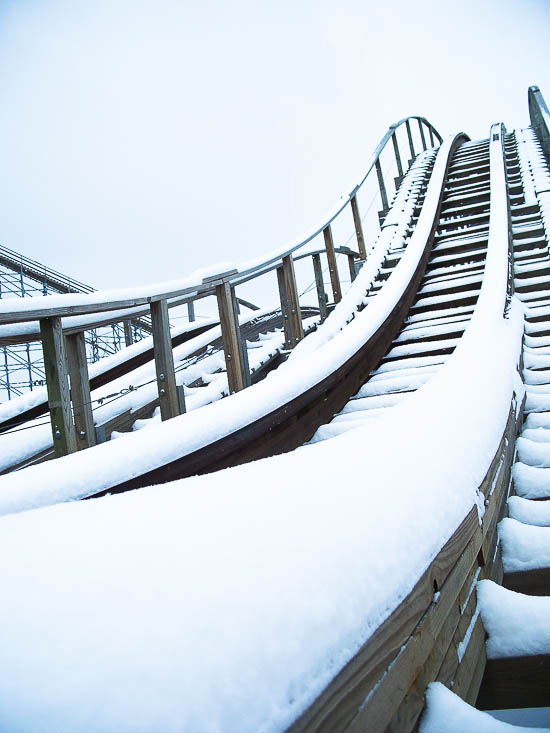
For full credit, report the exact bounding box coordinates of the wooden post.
[277,266,292,348]
[375,159,389,211]
[123,320,133,347]
[66,331,96,450]
[391,131,404,178]
[216,281,250,394]
[350,194,367,260]
[347,253,357,282]
[150,298,180,420]
[428,125,435,148]
[323,224,342,304]
[312,254,328,323]
[282,255,304,347]
[40,316,76,457]
[418,119,427,150]
[187,301,195,322]
[406,119,416,160]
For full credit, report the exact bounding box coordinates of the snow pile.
[419,682,549,732]
[477,580,550,658]
[508,495,550,526]
[499,517,550,572]
[512,462,550,500]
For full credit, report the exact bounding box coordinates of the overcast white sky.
[0,0,548,298]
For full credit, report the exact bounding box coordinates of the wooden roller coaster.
[0,88,549,731]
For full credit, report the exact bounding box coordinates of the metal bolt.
[159,373,165,381]
[54,429,62,440]
[160,388,166,396]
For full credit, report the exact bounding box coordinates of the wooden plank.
[150,298,181,420]
[216,281,249,394]
[477,654,550,709]
[312,254,328,323]
[39,316,76,458]
[65,331,96,450]
[350,195,367,261]
[503,567,550,596]
[452,615,486,702]
[323,224,342,304]
[187,301,196,322]
[282,255,304,347]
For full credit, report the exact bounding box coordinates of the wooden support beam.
[391,131,404,178]
[123,320,134,347]
[429,125,436,148]
[40,316,76,458]
[406,119,416,160]
[187,300,195,322]
[323,224,342,304]
[282,255,304,347]
[350,194,367,260]
[66,331,96,450]
[375,158,389,213]
[312,254,328,323]
[150,298,181,420]
[418,119,427,150]
[216,282,250,394]
[277,266,292,348]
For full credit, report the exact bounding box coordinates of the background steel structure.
[0,244,149,401]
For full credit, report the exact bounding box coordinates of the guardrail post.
[391,131,404,182]
[150,298,181,420]
[312,254,328,323]
[282,255,304,346]
[66,331,96,450]
[277,266,292,347]
[406,119,416,164]
[418,119,427,151]
[123,320,133,347]
[347,252,357,282]
[375,159,389,224]
[40,316,77,458]
[350,194,367,260]
[323,224,342,304]
[216,281,250,394]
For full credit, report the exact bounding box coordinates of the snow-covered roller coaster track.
[0,91,549,731]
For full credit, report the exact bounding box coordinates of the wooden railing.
[0,116,442,458]
[528,84,550,165]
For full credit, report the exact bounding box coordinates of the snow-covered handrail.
[528,85,550,165]
[0,117,441,326]
[2,131,463,501]
[1,115,442,459]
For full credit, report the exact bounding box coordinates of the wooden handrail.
[0,117,441,327]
